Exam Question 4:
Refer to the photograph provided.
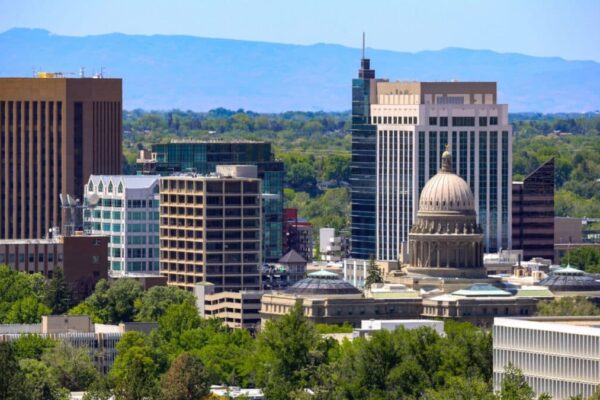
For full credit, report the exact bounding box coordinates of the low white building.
[493,317,600,400]
[353,319,444,338]
[84,175,160,276]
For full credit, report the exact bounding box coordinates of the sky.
[1,0,599,62]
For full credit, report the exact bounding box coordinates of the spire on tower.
[362,32,365,60]
[358,32,375,79]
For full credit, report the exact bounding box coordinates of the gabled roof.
[278,249,307,264]
[88,175,159,190]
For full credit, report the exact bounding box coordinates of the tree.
[157,302,203,346]
[11,334,55,360]
[161,352,210,400]
[0,342,25,400]
[497,363,551,400]
[42,267,72,314]
[0,266,46,322]
[364,256,383,289]
[42,341,97,391]
[424,376,495,400]
[536,297,600,317]
[82,375,113,400]
[19,358,69,400]
[256,302,324,400]
[561,247,600,273]
[69,278,144,323]
[5,296,51,323]
[135,285,196,322]
[111,332,160,400]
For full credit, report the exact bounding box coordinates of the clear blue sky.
[1,0,599,61]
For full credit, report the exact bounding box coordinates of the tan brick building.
[159,166,262,292]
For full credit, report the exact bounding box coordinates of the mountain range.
[1,28,599,113]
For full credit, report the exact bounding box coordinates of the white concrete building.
[493,317,600,399]
[369,82,512,260]
[84,175,160,276]
[353,319,444,338]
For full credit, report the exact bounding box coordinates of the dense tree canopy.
[561,247,600,273]
[536,297,600,316]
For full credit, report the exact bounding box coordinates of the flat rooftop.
[495,317,600,336]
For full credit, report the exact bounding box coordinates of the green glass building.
[140,141,283,262]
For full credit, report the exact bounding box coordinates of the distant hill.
[1,28,599,112]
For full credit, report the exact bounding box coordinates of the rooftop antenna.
[362,32,365,59]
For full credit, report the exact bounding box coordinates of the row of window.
[428,116,499,127]
[371,115,417,125]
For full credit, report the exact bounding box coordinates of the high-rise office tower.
[350,64,512,260]
[84,175,161,276]
[512,159,554,261]
[350,45,380,260]
[138,141,283,262]
[0,76,122,239]
[159,165,262,292]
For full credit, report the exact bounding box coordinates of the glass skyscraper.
[138,141,283,262]
[350,57,378,259]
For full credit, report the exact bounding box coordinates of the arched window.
[88,181,94,192]
[118,182,124,193]
[98,181,104,192]
[108,182,114,193]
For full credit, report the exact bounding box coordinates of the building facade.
[159,166,262,292]
[350,56,379,260]
[0,76,122,239]
[0,234,108,302]
[512,159,555,261]
[350,69,512,260]
[195,282,262,331]
[0,315,157,373]
[260,270,423,327]
[138,141,283,262]
[84,175,160,275]
[494,317,600,399]
[283,208,313,262]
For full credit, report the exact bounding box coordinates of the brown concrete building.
[512,159,555,261]
[159,166,262,292]
[260,271,423,327]
[0,76,122,239]
[554,217,582,244]
[0,233,109,301]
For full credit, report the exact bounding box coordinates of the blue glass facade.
[147,142,284,262]
[350,59,377,259]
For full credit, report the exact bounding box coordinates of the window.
[490,116,498,125]
[451,117,475,126]
[118,182,123,193]
[88,182,94,192]
[479,116,487,126]
[108,182,113,193]
[98,181,104,192]
[440,117,448,127]
[429,117,437,125]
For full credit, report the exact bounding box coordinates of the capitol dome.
[406,147,486,279]
[418,149,474,212]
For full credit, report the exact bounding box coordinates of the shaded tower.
[350,35,378,259]
[0,76,122,239]
[512,158,555,260]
